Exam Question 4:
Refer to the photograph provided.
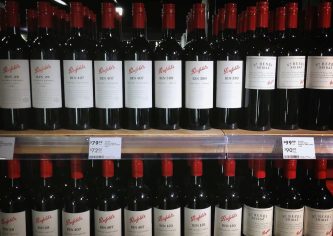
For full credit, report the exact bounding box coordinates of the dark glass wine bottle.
[272,5,285,43]
[0,7,5,40]
[26,8,38,47]
[267,159,284,198]
[93,2,123,130]
[298,160,315,198]
[154,3,183,130]
[210,13,220,51]
[0,0,31,130]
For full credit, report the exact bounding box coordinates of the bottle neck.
[38,27,54,37]
[40,177,53,186]
[193,28,206,40]
[254,177,266,187]
[162,176,173,186]
[6,26,20,35]
[256,27,269,36]
[100,28,115,39]
[192,176,203,186]
[70,27,84,37]
[104,176,115,187]
[223,175,236,185]
[284,177,296,187]
[9,178,21,188]
[285,28,297,37]
[72,177,84,188]
[223,28,237,39]
[315,178,326,188]
[134,177,144,187]
[132,28,146,39]
[162,28,175,40]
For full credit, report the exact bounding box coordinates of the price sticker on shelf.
[282,137,316,159]
[0,137,15,160]
[88,137,122,160]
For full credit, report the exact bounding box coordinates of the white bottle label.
[184,206,211,236]
[185,61,214,109]
[304,206,333,236]
[245,56,276,90]
[62,210,90,236]
[124,60,153,108]
[30,60,62,108]
[242,205,273,236]
[154,60,182,108]
[32,209,59,236]
[277,56,306,89]
[94,208,122,236]
[94,61,123,109]
[273,206,304,236]
[0,211,27,236]
[306,56,333,89]
[154,207,181,236]
[63,60,94,108]
[124,208,152,236]
[0,59,31,109]
[214,207,242,236]
[216,60,243,108]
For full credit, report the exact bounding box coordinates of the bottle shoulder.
[155,38,183,58]
[184,38,213,59]
[125,36,153,58]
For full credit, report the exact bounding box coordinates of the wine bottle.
[214,159,242,236]
[272,5,285,42]
[93,2,123,130]
[124,2,153,130]
[62,159,91,236]
[184,159,211,236]
[303,2,333,130]
[0,0,31,130]
[298,160,315,198]
[30,1,63,130]
[62,2,93,130]
[26,8,38,47]
[154,3,183,130]
[31,158,61,236]
[244,1,276,130]
[217,8,226,43]
[267,159,284,198]
[214,2,243,129]
[124,158,152,236]
[0,7,5,40]
[154,158,182,236]
[274,160,304,236]
[94,160,122,236]
[242,159,273,236]
[304,159,333,236]
[0,160,31,235]
[273,2,306,130]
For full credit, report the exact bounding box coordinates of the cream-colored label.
[0,211,27,236]
[184,207,211,236]
[32,209,59,236]
[62,210,90,236]
[242,205,273,236]
[124,208,152,236]
[214,207,242,236]
[154,208,181,236]
[277,56,306,89]
[94,208,121,236]
[306,56,333,89]
[304,206,333,236]
[273,206,304,236]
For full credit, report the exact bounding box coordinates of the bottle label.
[154,60,182,108]
[62,210,90,236]
[0,211,27,236]
[185,61,214,109]
[184,206,211,236]
[154,207,181,236]
[32,209,59,236]
[124,208,152,236]
[277,56,306,89]
[214,207,242,236]
[124,60,153,108]
[245,56,277,90]
[30,60,62,108]
[306,56,333,89]
[304,206,333,235]
[94,61,123,109]
[94,208,121,236]
[273,206,304,236]
[63,60,94,108]
[0,59,31,109]
[216,60,243,108]
[242,205,273,236]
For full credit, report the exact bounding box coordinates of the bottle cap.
[40,155,53,178]
[225,3,237,30]
[318,2,332,29]
[191,159,203,176]
[193,3,205,30]
[254,159,266,179]
[38,1,52,29]
[284,160,297,179]
[71,159,84,179]
[161,158,173,177]
[132,158,143,178]
[8,159,20,179]
[224,159,236,177]
[256,1,269,29]
[6,1,20,28]
[101,2,115,29]
[286,2,298,29]
[315,159,327,180]
[102,160,114,178]
[132,2,145,29]
[162,3,175,30]
[275,6,286,31]
[70,2,84,29]
[246,6,256,31]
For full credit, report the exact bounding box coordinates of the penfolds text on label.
[262,229,271,235]
[191,65,208,75]
[129,214,146,224]
[99,215,115,224]
[221,213,237,222]
[158,213,174,222]
[159,64,174,74]
[1,217,16,225]
[35,215,52,224]
[129,65,145,74]
[224,65,240,75]
[99,65,116,74]
[69,64,86,74]
[66,216,83,226]
[3,64,20,74]
[315,62,333,70]
[190,212,207,222]
[34,64,51,74]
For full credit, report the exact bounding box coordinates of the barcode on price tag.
[88,137,122,160]
[0,137,15,159]
[282,137,316,159]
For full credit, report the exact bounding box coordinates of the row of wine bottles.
[0,157,332,236]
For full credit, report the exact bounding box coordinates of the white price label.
[282,137,316,159]
[88,137,122,160]
[0,137,15,159]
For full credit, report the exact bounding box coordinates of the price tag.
[88,137,122,160]
[282,137,316,159]
[0,137,15,159]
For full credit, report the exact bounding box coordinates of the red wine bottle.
[184,159,211,236]
[217,8,226,43]
[30,1,63,130]
[154,3,183,130]
[93,2,123,130]
[304,159,333,235]
[303,2,333,130]
[274,160,304,235]
[242,159,273,236]
[0,7,5,40]
[124,2,153,130]
[26,8,38,47]
[154,158,182,236]
[0,0,31,130]
[214,2,243,129]
[244,1,276,131]
[214,159,242,236]
[0,160,31,235]
[267,159,284,198]
[272,5,285,42]
[298,160,315,198]
[31,159,61,236]
[94,160,122,236]
[63,2,93,130]
[62,160,91,236]
[124,158,152,236]
[210,13,220,51]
